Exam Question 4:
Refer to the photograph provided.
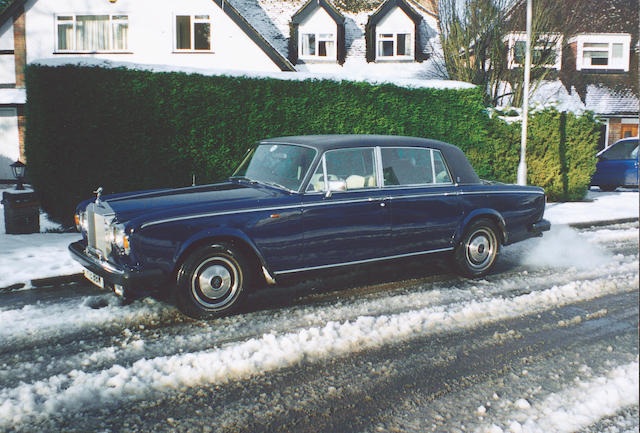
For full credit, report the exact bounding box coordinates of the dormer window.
[300,32,336,58]
[365,0,422,63]
[291,0,345,64]
[377,32,413,58]
[574,34,631,72]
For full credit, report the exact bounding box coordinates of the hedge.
[24,65,599,225]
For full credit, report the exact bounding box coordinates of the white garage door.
[0,108,20,181]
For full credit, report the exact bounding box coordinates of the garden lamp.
[10,160,26,190]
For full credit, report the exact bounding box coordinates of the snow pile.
[481,361,639,433]
[33,57,475,90]
[0,270,636,427]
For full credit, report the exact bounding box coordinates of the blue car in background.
[69,135,550,318]
[591,138,639,192]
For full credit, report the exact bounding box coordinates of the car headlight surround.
[75,211,88,233]
[109,223,130,254]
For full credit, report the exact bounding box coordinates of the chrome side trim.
[460,190,545,195]
[274,246,455,275]
[139,189,542,228]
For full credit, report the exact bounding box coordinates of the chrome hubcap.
[191,257,239,309]
[466,229,496,270]
[198,265,232,299]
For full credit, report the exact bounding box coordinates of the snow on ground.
[544,188,639,225]
[0,259,637,427]
[0,187,82,288]
[479,361,639,433]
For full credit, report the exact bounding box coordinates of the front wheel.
[176,244,251,318]
[453,219,500,278]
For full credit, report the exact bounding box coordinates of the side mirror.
[324,180,347,198]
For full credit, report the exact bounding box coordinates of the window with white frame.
[175,15,212,51]
[505,33,562,70]
[575,34,631,71]
[300,32,336,58]
[56,14,129,52]
[377,32,413,58]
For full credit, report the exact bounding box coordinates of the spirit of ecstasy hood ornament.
[94,187,103,204]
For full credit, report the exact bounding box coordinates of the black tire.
[453,219,500,278]
[175,243,251,319]
[598,185,618,192]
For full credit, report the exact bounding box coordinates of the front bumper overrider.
[69,241,164,296]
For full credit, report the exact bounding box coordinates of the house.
[0,0,441,181]
[503,0,639,149]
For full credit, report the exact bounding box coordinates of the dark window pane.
[318,41,327,56]
[176,16,191,49]
[194,22,210,50]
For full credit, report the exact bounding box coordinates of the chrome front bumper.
[69,241,164,296]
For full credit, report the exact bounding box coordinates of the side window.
[433,150,453,184]
[381,148,433,186]
[307,148,377,192]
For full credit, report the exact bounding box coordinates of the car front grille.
[86,202,114,260]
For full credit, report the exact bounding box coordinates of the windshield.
[232,144,317,191]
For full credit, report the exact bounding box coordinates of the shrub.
[25,65,600,224]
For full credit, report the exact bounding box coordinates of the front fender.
[454,209,508,246]
[173,227,271,275]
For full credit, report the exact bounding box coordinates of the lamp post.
[10,160,26,190]
[517,0,532,186]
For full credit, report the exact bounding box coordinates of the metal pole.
[517,0,532,186]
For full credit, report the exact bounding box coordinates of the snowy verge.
[545,189,638,225]
[0,270,636,427]
[479,361,639,433]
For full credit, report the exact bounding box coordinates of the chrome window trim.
[274,246,455,275]
[379,146,455,188]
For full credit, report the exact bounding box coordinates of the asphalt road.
[0,222,638,433]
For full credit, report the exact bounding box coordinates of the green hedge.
[476,110,600,201]
[25,65,599,225]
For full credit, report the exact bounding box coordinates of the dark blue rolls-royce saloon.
[70,135,550,318]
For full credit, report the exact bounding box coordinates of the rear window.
[601,139,639,160]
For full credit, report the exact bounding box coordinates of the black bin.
[2,190,40,234]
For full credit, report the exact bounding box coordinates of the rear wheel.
[453,219,500,277]
[176,244,251,318]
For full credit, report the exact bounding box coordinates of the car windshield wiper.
[229,176,257,184]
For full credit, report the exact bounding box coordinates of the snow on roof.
[32,57,474,90]
[584,85,640,115]
[226,0,443,80]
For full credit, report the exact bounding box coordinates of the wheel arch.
[454,209,507,246]
[173,228,272,286]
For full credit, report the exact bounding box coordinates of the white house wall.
[0,19,16,85]
[0,108,20,180]
[299,8,336,33]
[376,7,414,33]
[23,0,281,72]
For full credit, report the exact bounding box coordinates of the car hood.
[100,181,281,225]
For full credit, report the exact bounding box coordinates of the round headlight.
[109,223,130,254]
[75,211,88,233]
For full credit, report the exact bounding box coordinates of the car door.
[380,147,462,256]
[297,147,392,270]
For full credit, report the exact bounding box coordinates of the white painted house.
[0,0,441,181]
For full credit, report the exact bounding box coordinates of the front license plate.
[83,268,104,289]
